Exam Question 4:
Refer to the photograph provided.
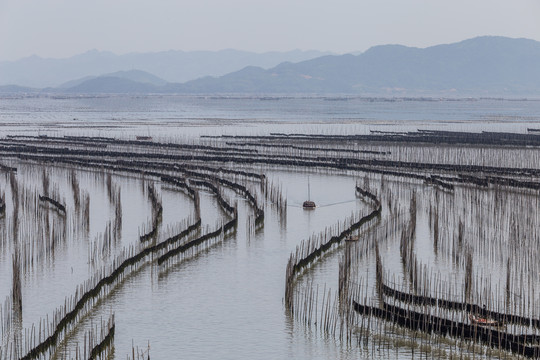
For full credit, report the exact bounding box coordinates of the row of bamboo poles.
[0,141,275,359]
[2,131,540,359]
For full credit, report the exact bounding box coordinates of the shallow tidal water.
[1,95,540,359]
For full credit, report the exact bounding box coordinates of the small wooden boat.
[303,177,316,209]
[468,314,502,327]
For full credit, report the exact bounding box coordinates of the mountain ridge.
[172,36,540,95]
[0,49,333,87]
[2,36,539,96]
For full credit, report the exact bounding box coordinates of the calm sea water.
[1,96,540,359]
[1,95,540,139]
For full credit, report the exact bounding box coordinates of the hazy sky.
[1,0,539,61]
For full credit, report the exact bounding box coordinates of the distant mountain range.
[0,49,332,88]
[1,36,540,96]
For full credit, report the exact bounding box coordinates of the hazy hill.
[59,70,167,89]
[65,76,159,94]
[170,36,540,95]
[0,49,332,88]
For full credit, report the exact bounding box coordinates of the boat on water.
[303,177,316,209]
[468,314,502,327]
